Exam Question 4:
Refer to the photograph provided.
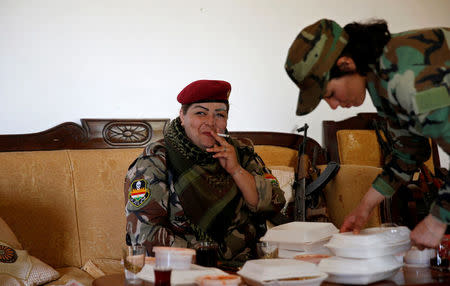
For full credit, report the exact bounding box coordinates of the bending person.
[124,79,285,262]
[285,19,449,249]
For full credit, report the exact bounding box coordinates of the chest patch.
[129,179,151,207]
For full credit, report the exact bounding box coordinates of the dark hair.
[330,19,391,78]
[181,102,230,115]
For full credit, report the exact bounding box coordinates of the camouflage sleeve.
[373,105,450,223]
[371,27,450,222]
[421,104,450,224]
[124,143,192,252]
[236,141,286,213]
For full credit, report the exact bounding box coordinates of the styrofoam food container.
[195,274,241,286]
[261,222,338,245]
[404,246,436,266]
[278,237,332,252]
[318,255,402,285]
[324,226,411,258]
[153,246,195,270]
[328,226,410,245]
[237,258,322,282]
[242,272,328,286]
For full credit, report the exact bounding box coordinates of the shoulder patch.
[129,179,151,207]
[413,86,450,114]
[264,173,279,186]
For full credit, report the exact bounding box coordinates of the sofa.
[0,118,329,285]
[2,115,441,285]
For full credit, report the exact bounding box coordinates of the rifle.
[293,124,340,222]
[294,124,309,221]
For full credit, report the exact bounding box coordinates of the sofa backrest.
[0,119,169,268]
[0,150,80,267]
[0,148,141,268]
[323,112,441,171]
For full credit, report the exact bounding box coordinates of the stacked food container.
[318,226,411,284]
[237,258,328,286]
[260,222,339,258]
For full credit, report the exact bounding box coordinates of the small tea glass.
[431,237,450,272]
[256,241,278,259]
[122,245,146,284]
[194,241,219,267]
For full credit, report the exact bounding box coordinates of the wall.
[0,0,448,167]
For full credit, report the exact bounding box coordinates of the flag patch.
[264,173,279,186]
[129,179,150,207]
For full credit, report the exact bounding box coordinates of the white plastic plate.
[318,255,402,276]
[237,259,320,282]
[137,264,226,285]
[325,239,411,259]
[329,226,410,246]
[324,269,400,285]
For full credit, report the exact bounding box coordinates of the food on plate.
[277,276,321,281]
[294,254,331,264]
[195,274,241,286]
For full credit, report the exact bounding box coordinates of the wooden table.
[93,267,450,286]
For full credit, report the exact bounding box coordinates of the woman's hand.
[206,131,258,207]
[340,187,385,233]
[411,214,446,249]
[206,132,240,175]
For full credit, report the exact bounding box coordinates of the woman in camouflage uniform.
[124,80,285,262]
[285,19,449,249]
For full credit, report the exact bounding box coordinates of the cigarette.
[217,133,230,138]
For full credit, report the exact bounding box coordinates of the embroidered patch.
[264,173,279,186]
[129,179,150,207]
[0,244,18,263]
[413,86,450,114]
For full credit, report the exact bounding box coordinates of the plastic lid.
[328,226,410,246]
[318,255,402,275]
[153,246,195,256]
[261,222,338,244]
[237,258,321,282]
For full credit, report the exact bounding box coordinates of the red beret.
[177,80,231,104]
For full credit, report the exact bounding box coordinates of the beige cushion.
[46,267,94,286]
[69,149,142,265]
[269,166,295,203]
[337,130,382,167]
[336,129,435,172]
[0,218,22,250]
[0,218,60,286]
[81,259,123,279]
[0,151,81,268]
[254,146,297,168]
[318,164,383,229]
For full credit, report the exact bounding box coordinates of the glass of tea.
[256,241,278,259]
[122,245,146,284]
[154,264,172,286]
[430,236,450,272]
[194,241,219,267]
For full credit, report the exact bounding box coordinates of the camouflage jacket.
[366,27,450,223]
[124,138,285,260]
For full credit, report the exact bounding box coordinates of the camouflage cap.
[285,19,349,115]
